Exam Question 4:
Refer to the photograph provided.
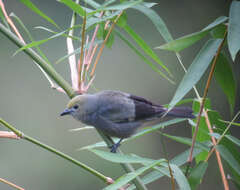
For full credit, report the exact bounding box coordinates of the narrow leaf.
[192,100,211,163]
[59,0,86,17]
[157,16,227,52]
[88,0,143,16]
[215,53,236,114]
[90,149,165,164]
[15,30,68,54]
[228,1,240,61]
[123,24,171,76]
[188,161,208,190]
[20,0,59,28]
[115,29,174,84]
[171,164,191,190]
[132,4,173,42]
[217,145,240,176]
[168,39,222,110]
[128,148,203,190]
[161,133,210,151]
[226,135,240,147]
[104,160,161,190]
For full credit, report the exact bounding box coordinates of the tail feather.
[167,106,195,119]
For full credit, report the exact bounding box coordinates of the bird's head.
[60,94,97,121]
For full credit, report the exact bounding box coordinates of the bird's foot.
[110,138,123,153]
[110,143,121,153]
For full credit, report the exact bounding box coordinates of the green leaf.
[188,161,208,190]
[86,11,122,29]
[14,30,68,55]
[0,7,5,23]
[58,0,86,17]
[123,24,171,76]
[10,13,51,64]
[171,164,191,190]
[132,4,173,42]
[161,133,210,152]
[215,53,236,114]
[192,98,211,113]
[115,29,174,84]
[128,148,203,190]
[157,30,208,52]
[88,0,143,16]
[104,160,162,190]
[20,0,59,29]
[192,100,211,163]
[90,149,165,164]
[157,16,227,52]
[228,1,240,61]
[219,120,240,127]
[79,118,186,150]
[211,24,227,39]
[104,29,115,48]
[168,39,222,110]
[116,12,127,28]
[226,135,240,147]
[217,145,240,176]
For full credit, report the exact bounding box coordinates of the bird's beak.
[60,108,74,116]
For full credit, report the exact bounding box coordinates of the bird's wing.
[96,91,136,122]
[96,91,166,122]
[129,95,166,120]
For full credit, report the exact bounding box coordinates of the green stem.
[0,23,75,99]
[0,118,108,182]
[0,22,146,190]
[97,129,148,190]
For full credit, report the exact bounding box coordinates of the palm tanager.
[60,90,195,152]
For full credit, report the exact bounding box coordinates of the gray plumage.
[61,90,195,139]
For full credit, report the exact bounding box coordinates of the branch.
[0,118,110,183]
[0,23,76,99]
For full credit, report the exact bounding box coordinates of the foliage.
[0,0,239,190]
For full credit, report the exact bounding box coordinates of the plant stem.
[0,22,147,190]
[0,118,108,183]
[0,177,24,190]
[96,129,148,190]
[0,23,76,99]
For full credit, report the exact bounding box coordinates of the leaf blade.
[228,1,240,61]
[168,39,222,110]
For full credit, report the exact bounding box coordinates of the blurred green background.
[0,0,239,189]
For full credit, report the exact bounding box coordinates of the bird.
[60,90,195,153]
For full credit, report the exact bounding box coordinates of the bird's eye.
[73,105,79,109]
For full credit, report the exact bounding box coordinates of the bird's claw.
[110,143,120,153]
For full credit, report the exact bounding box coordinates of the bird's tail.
[166,106,195,119]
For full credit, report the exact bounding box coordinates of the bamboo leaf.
[128,148,203,190]
[161,133,210,151]
[132,4,173,42]
[157,16,227,52]
[14,30,68,55]
[226,135,240,147]
[58,0,86,17]
[90,149,165,164]
[171,164,191,190]
[104,160,161,190]
[123,24,172,76]
[79,118,186,150]
[217,145,240,176]
[214,53,236,113]
[228,1,240,61]
[20,0,59,28]
[115,29,174,83]
[168,39,222,110]
[188,161,208,190]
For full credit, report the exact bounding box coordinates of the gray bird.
[60,90,195,152]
